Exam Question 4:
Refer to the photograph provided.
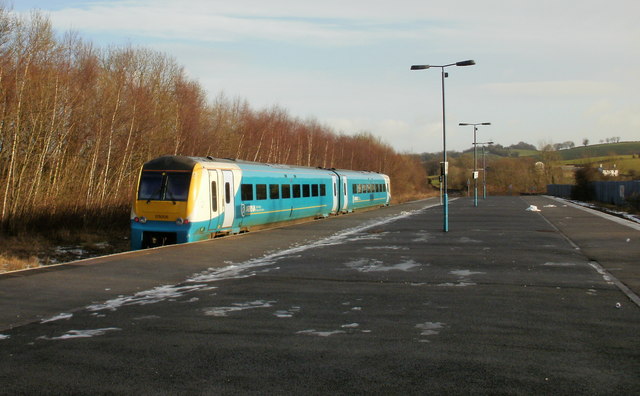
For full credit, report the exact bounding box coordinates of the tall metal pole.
[441,67,448,232]
[482,145,487,199]
[473,125,478,207]
[459,122,490,207]
[411,60,475,232]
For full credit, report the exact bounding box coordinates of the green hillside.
[554,141,640,161]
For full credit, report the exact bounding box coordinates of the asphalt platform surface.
[0,195,639,395]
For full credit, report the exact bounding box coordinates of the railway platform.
[1,195,639,394]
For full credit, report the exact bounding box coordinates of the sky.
[12,0,640,154]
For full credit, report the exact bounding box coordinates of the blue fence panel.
[547,181,640,205]
[546,184,572,199]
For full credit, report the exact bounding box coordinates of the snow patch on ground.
[39,327,121,340]
[274,306,301,318]
[363,245,409,250]
[437,269,485,287]
[86,284,211,312]
[82,205,431,313]
[344,258,422,272]
[449,270,484,277]
[416,322,446,342]
[296,329,345,337]
[203,300,276,317]
[41,313,73,323]
[526,205,541,212]
[458,237,481,243]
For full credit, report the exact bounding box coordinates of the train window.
[302,184,310,197]
[293,184,301,198]
[320,184,326,196]
[138,172,164,201]
[241,184,253,201]
[311,184,319,197]
[333,182,337,196]
[256,184,267,200]
[165,173,191,201]
[211,181,218,212]
[139,171,192,202]
[225,182,231,204]
[352,184,357,194]
[270,184,280,199]
[282,184,291,199]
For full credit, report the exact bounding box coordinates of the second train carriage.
[131,155,390,250]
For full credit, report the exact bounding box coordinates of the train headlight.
[134,216,147,224]
[176,218,189,225]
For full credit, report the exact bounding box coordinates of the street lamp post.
[459,122,490,207]
[474,141,493,199]
[411,60,475,232]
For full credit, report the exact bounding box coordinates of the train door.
[222,170,235,228]
[208,170,221,230]
[385,178,391,205]
[341,176,349,212]
[331,175,338,213]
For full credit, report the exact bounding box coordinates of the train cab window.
[302,184,310,197]
[211,181,218,212]
[166,173,191,201]
[282,184,291,199]
[293,184,301,198]
[241,184,254,201]
[320,184,326,196]
[138,171,191,202]
[256,184,267,200]
[311,184,319,197]
[138,172,164,200]
[270,184,280,199]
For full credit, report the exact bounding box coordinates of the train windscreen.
[138,171,192,202]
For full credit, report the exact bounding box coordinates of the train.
[130,155,391,250]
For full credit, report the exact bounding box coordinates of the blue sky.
[13,0,640,153]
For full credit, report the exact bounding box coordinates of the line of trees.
[0,8,428,234]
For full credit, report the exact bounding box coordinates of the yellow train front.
[131,155,391,250]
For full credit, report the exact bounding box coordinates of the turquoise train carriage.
[130,155,391,250]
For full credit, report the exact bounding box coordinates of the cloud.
[46,1,435,46]
[482,81,618,97]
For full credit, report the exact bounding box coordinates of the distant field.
[555,141,640,160]
[511,149,538,157]
[556,155,640,174]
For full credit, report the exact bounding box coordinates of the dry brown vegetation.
[0,8,430,271]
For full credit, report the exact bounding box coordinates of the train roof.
[142,155,388,178]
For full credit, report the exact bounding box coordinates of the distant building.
[598,164,619,177]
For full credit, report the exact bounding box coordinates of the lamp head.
[410,65,430,70]
[456,60,475,66]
